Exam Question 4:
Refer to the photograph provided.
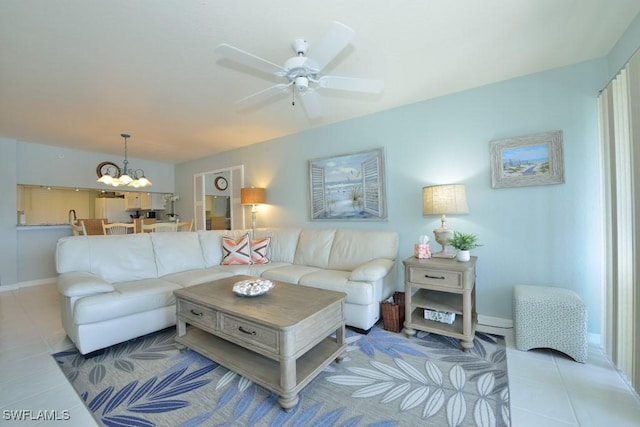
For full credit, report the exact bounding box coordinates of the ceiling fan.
[214,21,384,119]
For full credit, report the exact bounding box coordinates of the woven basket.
[381,292,405,333]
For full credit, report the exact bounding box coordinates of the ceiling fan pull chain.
[291,86,295,106]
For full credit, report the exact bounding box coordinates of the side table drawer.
[409,267,462,289]
[177,300,217,328]
[219,313,279,354]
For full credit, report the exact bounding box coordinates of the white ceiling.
[1,1,639,164]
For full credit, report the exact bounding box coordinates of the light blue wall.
[16,141,176,190]
[0,139,176,286]
[176,58,608,332]
[607,12,640,79]
[0,138,19,285]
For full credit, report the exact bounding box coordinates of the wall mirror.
[194,165,244,231]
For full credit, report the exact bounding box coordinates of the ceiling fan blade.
[311,21,356,71]
[215,43,286,76]
[318,75,384,94]
[299,89,322,119]
[236,82,292,106]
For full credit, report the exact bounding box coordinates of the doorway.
[194,165,244,231]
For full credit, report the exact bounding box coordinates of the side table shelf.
[402,256,477,351]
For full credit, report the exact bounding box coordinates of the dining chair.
[102,222,136,235]
[176,220,193,232]
[141,222,178,232]
[70,220,87,236]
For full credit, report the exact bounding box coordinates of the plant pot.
[456,250,470,262]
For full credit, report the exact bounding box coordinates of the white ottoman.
[513,284,588,363]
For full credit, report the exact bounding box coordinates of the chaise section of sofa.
[55,227,399,354]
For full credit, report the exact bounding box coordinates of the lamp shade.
[241,187,266,205]
[423,184,469,216]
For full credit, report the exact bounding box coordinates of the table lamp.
[241,187,266,233]
[422,184,469,258]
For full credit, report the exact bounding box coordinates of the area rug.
[53,326,510,427]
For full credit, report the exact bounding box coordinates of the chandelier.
[97,133,152,188]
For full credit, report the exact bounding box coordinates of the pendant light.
[97,133,152,188]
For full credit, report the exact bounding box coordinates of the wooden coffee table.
[174,275,346,411]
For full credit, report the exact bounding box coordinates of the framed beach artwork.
[490,130,565,189]
[309,148,387,221]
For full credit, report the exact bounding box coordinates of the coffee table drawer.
[178,300,217,327]
[220,313,279,353]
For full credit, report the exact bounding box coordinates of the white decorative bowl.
[232,279,274,297]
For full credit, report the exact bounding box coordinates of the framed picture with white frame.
[490,130,565,189]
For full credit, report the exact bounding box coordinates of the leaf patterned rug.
[53,325,510,427]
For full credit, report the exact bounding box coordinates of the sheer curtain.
[598,49,640,394]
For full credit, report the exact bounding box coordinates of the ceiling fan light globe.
[295,76,309,91]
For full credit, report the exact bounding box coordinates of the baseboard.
[477,314,513,329]
[475,315,513,337]
[0,277,56,292]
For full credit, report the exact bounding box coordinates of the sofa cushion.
[56,236,92,274]
[299,270,374,305]
[261,265,322,284]
[161,268,235,287]
[328,229,399,271]
[251,236,271,264]
[293,229,336,269]
[150,232,206,277]
[254,228,301,263]
[73,279,181,324]
[88,234,159,283]
[222,233,251,265]
[248,261,292,277]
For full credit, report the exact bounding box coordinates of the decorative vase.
[456,250,470,262]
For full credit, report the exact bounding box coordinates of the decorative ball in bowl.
[232,279,274,297]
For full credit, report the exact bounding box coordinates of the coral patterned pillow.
[251,237,271,264]
[221,233,251,265]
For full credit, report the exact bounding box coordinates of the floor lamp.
[422,184,469,258]
[241,187,266,234]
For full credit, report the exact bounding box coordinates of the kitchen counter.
[16,224,71,230]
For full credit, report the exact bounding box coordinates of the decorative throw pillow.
[221,233,251,265]
[251,236,271,264]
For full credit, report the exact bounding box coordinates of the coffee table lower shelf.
[175,327,344,406]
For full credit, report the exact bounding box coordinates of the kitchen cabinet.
[140,192,166,210]
[124,192,141,210]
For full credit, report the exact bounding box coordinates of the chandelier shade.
[97,134,152,188]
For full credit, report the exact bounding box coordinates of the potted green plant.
[448,232,482,262]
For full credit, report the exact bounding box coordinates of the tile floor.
[1,282,640,426]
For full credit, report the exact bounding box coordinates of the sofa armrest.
[349,259,395,282]
[57,272,115,297]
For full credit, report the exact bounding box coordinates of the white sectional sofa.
[55,228,399,354]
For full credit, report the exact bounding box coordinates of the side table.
[402,256,477,351]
